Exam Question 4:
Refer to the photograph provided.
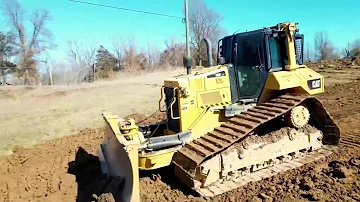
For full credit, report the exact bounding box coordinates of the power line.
[69,0,183,19]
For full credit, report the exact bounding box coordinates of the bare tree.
[119,35,143,73]
[1,0,55,85]
[160,35,185,67]
[111,35,155,73]
[187,0,224,65]
[123,35,138,72]
[110,36,124,71]
[49,61,69,85]
[304,42,314,62]
[314,31,337,61]
[37,53,53,85]
[146,39,160,69]
[67,39,97,84]
[343,42,352,59]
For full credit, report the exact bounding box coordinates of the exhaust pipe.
[203,38,213,67]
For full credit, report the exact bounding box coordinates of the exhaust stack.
[203,38,213,67]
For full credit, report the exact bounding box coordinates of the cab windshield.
[268,36,288,71]
[268,34,303,71]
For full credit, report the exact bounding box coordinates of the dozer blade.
[97,112,140,202]
[172,94,340,197]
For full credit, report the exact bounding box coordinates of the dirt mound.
[0,128,105,202]
[124,111,165,125]
[0,108,167,202]
[316,79,360,120]
[307,57,360,70]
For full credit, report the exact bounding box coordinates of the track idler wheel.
[284,104,310,128]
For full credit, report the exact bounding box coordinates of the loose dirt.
[307,57,360,70]
[0,113,167,202]
[2,63,360,202]
[124,111,166,125]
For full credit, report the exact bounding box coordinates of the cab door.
[234,32,268,100]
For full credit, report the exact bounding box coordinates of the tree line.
[304,31,360,62]
[0,0,225,85]
[0,0,359,85]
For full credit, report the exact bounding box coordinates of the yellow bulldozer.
[97,22,340,202]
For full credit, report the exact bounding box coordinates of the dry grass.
[0,70,184,155]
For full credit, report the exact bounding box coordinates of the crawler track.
[194,146,334,197]
[172,94,340,186]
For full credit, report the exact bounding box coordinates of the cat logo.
[308,78,321,90]
[312,80,320,88]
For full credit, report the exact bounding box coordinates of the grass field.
[0,70,183,155]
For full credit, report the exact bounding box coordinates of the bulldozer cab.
[217,24,304,102]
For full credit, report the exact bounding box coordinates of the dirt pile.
[0,128,131,202]
[0,111,167,202]
[306,57,360,70]
[0,128,105,202]
[124,111,166,125]
[316,79,360,121]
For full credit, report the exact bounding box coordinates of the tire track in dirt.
[316,80,360,150]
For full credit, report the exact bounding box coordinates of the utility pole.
[39,59,53,85]
[48,64,53,85]
[184,0,190,57]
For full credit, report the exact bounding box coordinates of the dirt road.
[1,63,360,202]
